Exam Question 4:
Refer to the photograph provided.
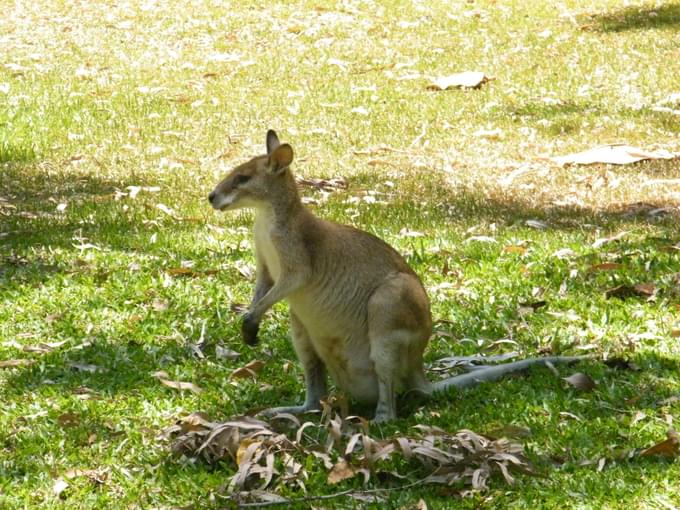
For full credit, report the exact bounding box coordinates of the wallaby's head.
[208,130,294,211]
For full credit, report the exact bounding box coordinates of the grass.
[1,0,680,508]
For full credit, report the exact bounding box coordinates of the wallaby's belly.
[288,295,379,404]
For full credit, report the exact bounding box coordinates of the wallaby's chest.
[254,214,282,281]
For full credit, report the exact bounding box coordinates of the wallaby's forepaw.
[241,313,260,345]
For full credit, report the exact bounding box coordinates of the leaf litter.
[163,401,537,505]
[605,283,656,300]
[427,71,491,90]
[563,372,597,392]
[640,429,679,458]
[551,144,677,167]
[0,359,34,369]
[152,370,203,394]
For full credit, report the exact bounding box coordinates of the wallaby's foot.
[241,313,260,345]
[373,409,397,423]
[259,402,321,418]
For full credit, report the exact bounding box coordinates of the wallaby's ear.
[266,130,280,155]
[269,143,294,174]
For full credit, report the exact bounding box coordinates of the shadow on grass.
[2,156,680,293]
[2,339,677,420]
[349,160,680,230]
[0,141,38,165]
[0,160,214,275]
[583,3,680,32]
[501,100,680,137]
[0,339,186,400]
[506,99,601,119]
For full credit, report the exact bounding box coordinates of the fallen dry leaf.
[178,412,216,433]
[399,228,425,238]
[605,283,656,300]
[0,359,34,369]
[156,203,181,219]
[633,283,656,296]
[57,412,80,428]
[69,363,105,373]
[63,468,108,485]
[670,329,680,338]
[640,429,679,458]
[503,245,528,255]
[552,144,677,166]
[234,261,255,280]
[473,127,503,140]
[152,371,203,394]
[592,231,629,249]
[630,410,647,427]
[588,262,624,272]
[563,372,596,392]
[659,396,680,406]
[46,312,65,323]
[236,438,263,465]
[427,71,490,90]
[525,219,549,230]
[21,340,69,354]
[465,235,497,244]
[152,299,169,312]
[486,424,532,439]
[126,185,160,199]
[53,479,69,497]
[297,176,348,191]
[230,360,266,380]
[327,459,357,484]
[553,248,576,259]
[166,267,218,278]
[559,411,582,422]
[216,344,241,361]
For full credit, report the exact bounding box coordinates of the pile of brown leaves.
[161,402,535,506]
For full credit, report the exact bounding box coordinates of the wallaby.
[208,130,586,422]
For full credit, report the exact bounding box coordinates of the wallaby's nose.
[208,191,216,204]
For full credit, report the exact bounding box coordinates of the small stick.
[228,477,428,508]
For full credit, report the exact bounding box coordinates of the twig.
[228,477,429,508]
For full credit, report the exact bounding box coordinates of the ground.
[1,0,679,508]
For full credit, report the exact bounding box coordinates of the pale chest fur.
[253,209,282,282]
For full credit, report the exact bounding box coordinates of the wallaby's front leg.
[242,263,273,345]
[250,262,273,307]
[242,271,308,345]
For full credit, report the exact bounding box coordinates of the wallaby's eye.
[235,174,251,185]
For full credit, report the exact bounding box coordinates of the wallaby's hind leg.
[368,273,431,422]
[261,312,327,416]
[369,330,424,422]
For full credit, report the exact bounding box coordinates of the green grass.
[1,0,680,508]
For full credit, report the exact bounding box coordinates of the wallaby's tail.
[432,355,590,393]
